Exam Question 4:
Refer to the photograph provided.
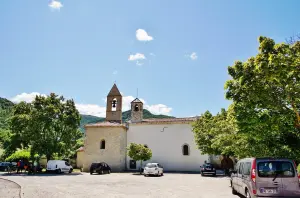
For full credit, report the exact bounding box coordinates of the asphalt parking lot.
[0,172,239,198]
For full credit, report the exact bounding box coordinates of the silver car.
[231,158,300,198]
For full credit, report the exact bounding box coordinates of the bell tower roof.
[107,83,121,96]
[131,98,143,103]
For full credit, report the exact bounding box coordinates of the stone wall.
[83,126,127,172]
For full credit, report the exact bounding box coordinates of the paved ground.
[0,172,240,198]
[0,178,20,198]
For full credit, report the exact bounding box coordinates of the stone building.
[81,84,208,172]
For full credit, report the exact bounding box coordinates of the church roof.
[107,84,122,96]
[85,121,127,128]
[129,117,199,125]
[131,98,143,103]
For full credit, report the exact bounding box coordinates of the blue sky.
[0,0,299,117]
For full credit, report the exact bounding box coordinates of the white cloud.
[49,0,63,10]
[136,29,153,41]
[190,52,198,60]
[128,53,146,61]
[149,53,156,56]
[75,104,106,117]
[10,92,172,117]
[10,92,46,103]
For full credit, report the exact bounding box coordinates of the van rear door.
[281,160,300,197]
[256,160,284,197]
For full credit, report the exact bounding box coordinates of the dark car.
[200,163,216,176]
[90,162,111,175]
[0,162,16,172]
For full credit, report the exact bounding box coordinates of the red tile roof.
[77,147,84,152]
[85,121,126,128]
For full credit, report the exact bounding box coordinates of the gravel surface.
[0,178,20,198]
[0,172,238,198]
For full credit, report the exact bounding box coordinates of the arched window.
[144,144,148,148]
[134,104,139,111]
[100,140,106,149]
[111,98,117,111]
[182,144,189,156]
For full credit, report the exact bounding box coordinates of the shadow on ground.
[1,172,83,177]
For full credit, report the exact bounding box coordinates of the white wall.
[126,123,208,172]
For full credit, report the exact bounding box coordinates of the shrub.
[5,149,30,162]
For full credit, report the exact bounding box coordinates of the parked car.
[231,157,300,198]
[0,162,16,172]
[46,160,73,174]
[90,162,111,175]
[200,163,216,176]
[143,163,164,177]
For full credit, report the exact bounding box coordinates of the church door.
[129,160,136,169]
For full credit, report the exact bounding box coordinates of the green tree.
[127,143,152,174]
[225,36,300,159]
[10,93,82,161]
[192,106,246,157]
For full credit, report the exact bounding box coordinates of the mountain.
[0,97,14,130]
[0,97,175,132]
[80,109,175,131]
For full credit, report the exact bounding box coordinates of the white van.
[46,160,73,174]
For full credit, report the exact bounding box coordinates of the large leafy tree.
[10,93,82,161]
[192,106,247,157]
[127,143,152,174]
[225,36,300,159]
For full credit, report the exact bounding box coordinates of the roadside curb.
[0,177,24,198]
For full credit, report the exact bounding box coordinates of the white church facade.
[80,84,209,172]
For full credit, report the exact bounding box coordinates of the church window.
[182,144,189,156]
[100,140,106,149]
[134,104,139,111]
[112,98,117,111]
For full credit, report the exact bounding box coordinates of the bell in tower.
[131,98,143,123]
[106,84,122,123]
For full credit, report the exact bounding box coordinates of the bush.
[5,149,30,162]
[298,164,300,173]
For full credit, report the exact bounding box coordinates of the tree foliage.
[5,148,30,162]
[193,36,300,160]
[10,93,82,161]
[127,143,152,173]
[224,36,300,159]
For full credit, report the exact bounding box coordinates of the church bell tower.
[106,84,122,123]
[131,98,143,123]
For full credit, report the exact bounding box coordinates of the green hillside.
[80,109,175,131]
[0,97,14,130]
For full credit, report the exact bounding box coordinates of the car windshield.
[204,164,213,168]
[258,161,295,178]
[146,164,157,168]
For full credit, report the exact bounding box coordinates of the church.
[79,84,209,172]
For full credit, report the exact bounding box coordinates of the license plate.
[206,168,211,170]
[261,188,277,194]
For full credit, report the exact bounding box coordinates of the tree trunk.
[46,154,51,162]
[140,160,143,175]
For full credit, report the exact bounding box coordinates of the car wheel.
[69,169,73,173]
[108,170,111,174]
[90,172,93,175]
[56,169,61,174]
[232,186,238,195]
[245,189,251,198]
[161,172,164,176]
[101,170,104,174]
[201,172,204,176]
